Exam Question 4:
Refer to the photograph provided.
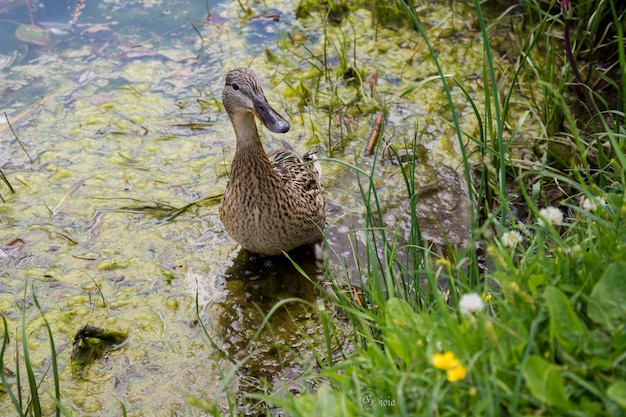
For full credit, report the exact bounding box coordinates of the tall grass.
[271,0,626,416]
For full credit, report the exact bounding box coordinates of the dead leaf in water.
[251,13,281,22]
[118,48,158,61]
[53,178,87,215]
[207,12,228,25]
[80,24,113,35]
[90,92,112,106]
[0,238,25,259]
[72,69,96,84]
[365,71,379,87]
[40,21,71,36]
[90,211,105,237]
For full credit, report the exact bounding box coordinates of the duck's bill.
[253,98,290,133]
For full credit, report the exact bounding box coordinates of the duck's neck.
[229,111,274,179]
[230,111,262,148]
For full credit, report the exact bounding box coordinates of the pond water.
[0,0,512,414]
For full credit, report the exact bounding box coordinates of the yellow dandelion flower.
[432,351,467,382]
[431,351,459,370]
[447,364,467,382]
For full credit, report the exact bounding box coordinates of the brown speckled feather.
[270,141,321,193]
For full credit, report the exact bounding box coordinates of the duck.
[219,68,325,256]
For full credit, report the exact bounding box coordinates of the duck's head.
[222,68,290,134]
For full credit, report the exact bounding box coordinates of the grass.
[1,113,20,203]
[0,167,13,203]
[0,286,62,417]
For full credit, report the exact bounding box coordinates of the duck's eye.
[232,83,239,90]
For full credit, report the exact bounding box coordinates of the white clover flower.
[537,206,563,227]
[459,293,484,315]
[581,196,606,212]
[501,231,522,248]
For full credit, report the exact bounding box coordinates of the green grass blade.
[32,287,60,417]
[193,279,236,366]
[0,167,15,195]
[0,316,25,417]
[21,307,41,416]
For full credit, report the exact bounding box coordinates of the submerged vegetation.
[1,0,625,415]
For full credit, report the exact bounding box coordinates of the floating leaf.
[15,24,50,46]
[546,286,585,353]
[587,262,626,332]
[522,355,570,409]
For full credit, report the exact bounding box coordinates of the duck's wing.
[270,141,321,193]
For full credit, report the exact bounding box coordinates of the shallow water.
[0,0,512,414]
